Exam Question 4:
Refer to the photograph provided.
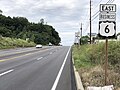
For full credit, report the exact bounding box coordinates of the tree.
[0,10,2,14]
[0,14,61,45]
[0,27,12,37]
[22,33,27,40]
[40,18,44,24]
[29,34,35,42]
[81,36,89,44]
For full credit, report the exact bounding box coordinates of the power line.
[84,22,90,33]
[90,0,92,44]
[92,0,102,10]
[106,0,112,3]
[110,0,115,3]
[81,1,90,24]
[83,0,99,33]
[106,0,111,4]
[92,11,99,18]
[91,0,115,21]
[84,0,114,23]
[92,14,99,21]
[84,0,115,34]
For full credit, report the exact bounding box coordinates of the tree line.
[0,14,61,45]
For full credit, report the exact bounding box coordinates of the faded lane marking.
[0,69,14,77]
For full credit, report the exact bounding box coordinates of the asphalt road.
[0,46,76,90]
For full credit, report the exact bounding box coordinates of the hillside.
[0,14,61,45]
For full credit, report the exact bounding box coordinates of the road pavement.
[0,46,76,90]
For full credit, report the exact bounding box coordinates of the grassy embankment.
[0,37,35,49]
[72,41,120,90]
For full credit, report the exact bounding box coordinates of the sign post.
[105,38,108,85]
[99,4,116,85]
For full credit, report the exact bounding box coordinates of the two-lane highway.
[0,46,76,90]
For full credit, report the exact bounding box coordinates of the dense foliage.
[81,36,89,45]
[0,14,61,45]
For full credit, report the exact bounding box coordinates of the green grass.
[72,44,101,69]
[0,37,36,49]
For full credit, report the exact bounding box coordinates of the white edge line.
[51,46,71,90]
[0,69,14,77]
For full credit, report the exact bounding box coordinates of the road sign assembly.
[98,4,116,86]
[99,4,116,38]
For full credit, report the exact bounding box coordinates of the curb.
[72,58,84,90]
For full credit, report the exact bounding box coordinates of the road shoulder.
[72,58,84,90]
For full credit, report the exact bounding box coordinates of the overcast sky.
[0,0,119,46]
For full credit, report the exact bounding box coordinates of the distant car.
[49,43,52,46]
[36,44,42,48]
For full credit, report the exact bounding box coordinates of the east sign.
[100,4,116,12]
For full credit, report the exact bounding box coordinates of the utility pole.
[80,23,82,45]
[90,0,92,44]
[81,23,82,38]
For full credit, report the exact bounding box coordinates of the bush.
[72,43,105,69]
[73,41,120,68]
[108,41,120,65]
[0,37,35,49]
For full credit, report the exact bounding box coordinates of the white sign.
[75,32,80,37]
[100,4,116,12]
[99,21,115,37]
[99,13,116,21]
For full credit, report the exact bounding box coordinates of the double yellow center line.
[0,53,33,62]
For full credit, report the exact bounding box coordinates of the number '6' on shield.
[99,21,115,37]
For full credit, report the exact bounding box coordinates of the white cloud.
[0,0,120,45]
[59,32,75,46]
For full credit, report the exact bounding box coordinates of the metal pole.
[105,38,108,85]
[90,0,92,44]
[81,23,82,38]
[80,23,82,45]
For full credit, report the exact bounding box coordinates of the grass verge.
[0,37,35,49]
[72,42,120,90]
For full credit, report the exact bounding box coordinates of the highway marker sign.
[99,21,116,37]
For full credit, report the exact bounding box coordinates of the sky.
[0,0,119,46]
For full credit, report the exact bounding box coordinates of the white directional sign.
[100,4,116,12]
[99,13,116,21]
[99,21,116,37]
